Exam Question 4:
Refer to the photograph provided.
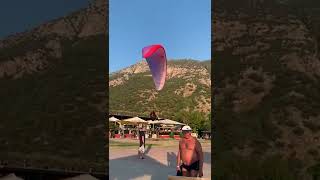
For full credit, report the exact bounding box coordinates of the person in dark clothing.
[138,127,146,159]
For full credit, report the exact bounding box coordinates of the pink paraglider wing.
[142,44,167,91]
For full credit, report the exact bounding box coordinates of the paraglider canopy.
[142,44,167,91]
[150,111,158,120]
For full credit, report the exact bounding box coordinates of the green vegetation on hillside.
[109,59,211,133]
[109,60,211,116]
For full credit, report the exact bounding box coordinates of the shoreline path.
[109,139,211,180]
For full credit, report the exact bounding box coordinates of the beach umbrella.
[122,117,148,124]
[148,120,161,131]
[160,119,185,125]
[147,120,161,124]
[109,116,120,130]
[109,116,119,122]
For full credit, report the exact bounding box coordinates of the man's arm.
[176,141,181,168]
[196,140,204,171]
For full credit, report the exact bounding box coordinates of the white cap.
[182,125,192,131]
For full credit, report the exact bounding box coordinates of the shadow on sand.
[109,144,211,180]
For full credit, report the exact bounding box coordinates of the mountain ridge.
[109,59,211,120]
[0,0,106,80]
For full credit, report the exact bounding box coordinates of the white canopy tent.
[147,120,161,124]
[122,117,148,124]
[109,116,119,122]
[109,116,120,131]
[148,119,185,125]
[160,119,185,125]
[147,119,185,132]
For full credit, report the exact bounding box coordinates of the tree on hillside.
[174,110,210,133]
[205,112,212,131]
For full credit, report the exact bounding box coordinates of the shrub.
[169,132,174,138]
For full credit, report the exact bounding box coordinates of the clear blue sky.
[109,0,211,73]
[0,0,89,39]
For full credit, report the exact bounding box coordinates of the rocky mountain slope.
[214,3,320,179]
[109,60,211,119]
[0,0,107,172]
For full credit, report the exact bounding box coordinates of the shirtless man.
[176,125,204,177]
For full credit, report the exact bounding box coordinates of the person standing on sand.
[176,125,204,177]
[138,126,146,159]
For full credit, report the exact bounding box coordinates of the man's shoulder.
[193,137,200,144]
